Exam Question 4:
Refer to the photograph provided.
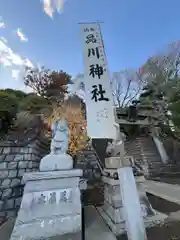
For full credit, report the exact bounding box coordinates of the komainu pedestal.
[10,170,83,240]
[98,175,167,236]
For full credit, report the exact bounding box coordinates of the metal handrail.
[79,146,105,240]
[91,145,105,175]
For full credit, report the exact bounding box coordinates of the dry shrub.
[45,103,88,157]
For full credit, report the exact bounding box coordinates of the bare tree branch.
[111,69,146,107]
[121,73,133,107]
[140,41,180,96]
[124,86,141,107]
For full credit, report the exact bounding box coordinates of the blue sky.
[0,0,180,91]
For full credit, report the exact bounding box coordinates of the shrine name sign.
[81,23,116,139]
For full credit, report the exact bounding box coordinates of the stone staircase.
[75,135,180,204]
[75,136,170,202]
[125,136,166,177]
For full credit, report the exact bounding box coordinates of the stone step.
[160,168,180,173]
[148,161,164,165]
[88,157,98,161]
[158,172,180,177]
[148,164,165,168]
[84,206,116,240]
[125,147,141,151]
[126,146,157,152]
[142,150,159,155]
[147,160,161,164]
[125,150,141,154]
[144,156,160,160]
[148,166,169,171]
[147,161,162,165]
[144,152,158,158]
[143,159,160,163]
[138,145,158,151]
[126,143,156,148]
[126,145,155,151]
[148,163,165,167]
[82,151,94,156]
[0,218,15,240]
[125,146,141,150]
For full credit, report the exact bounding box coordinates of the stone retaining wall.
[0,134,49,225]
[75,147,101,183]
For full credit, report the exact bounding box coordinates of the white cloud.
[0,40,33,68]
[0,57,11,66]
[9,53,24,66]
[37,62,42,70]
[0,16,6,28]
[0,37,8,43]
[0,22,5,28]
[0,18,34,91]
[54,0,65,13]
[12,69,20,80]
[42,0,54,18]
[24,58,34,68]
[16,28,28,42]
[41,0,65,18]
[0,40,34,86]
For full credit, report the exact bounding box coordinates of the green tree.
[20,94,51,114]
[0,90,19,112]
[0,90,19,132]
[138,41,180,136]
[4,88,27,100]
[168,89,180,129]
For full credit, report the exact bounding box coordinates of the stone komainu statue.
[50,119,69,154]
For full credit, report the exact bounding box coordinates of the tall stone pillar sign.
[10,119,83,240]
[80,22,116,139]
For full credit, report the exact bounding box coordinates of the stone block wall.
[75,147,101,183]
[0,135,49,225]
